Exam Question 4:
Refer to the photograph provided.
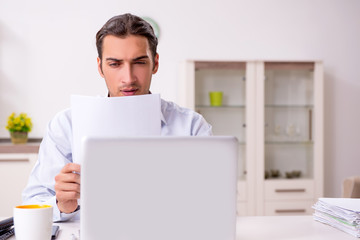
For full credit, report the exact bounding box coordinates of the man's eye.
[135,61,146,64]
[109,62,120,67]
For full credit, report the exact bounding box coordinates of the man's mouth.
[121,88,138,96]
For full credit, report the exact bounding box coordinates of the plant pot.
[10,131,28,144]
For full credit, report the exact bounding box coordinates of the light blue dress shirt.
[22,98,212,222]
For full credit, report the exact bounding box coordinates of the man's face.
[97,35,159,97]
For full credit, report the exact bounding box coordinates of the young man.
[22,13,212,222]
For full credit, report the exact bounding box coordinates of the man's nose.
[121,64,135,84]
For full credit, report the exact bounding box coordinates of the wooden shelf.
[265,104,313,109]
[195,61,246,70]
[265,141,314,145]
[264,62,314,71]
[0,138,41,153]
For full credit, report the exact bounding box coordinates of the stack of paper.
[313,198,360,238]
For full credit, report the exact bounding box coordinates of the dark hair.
[96,13,158,62]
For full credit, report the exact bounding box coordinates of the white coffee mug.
[14,204,53,240]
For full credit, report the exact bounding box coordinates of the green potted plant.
[5,112,33,144]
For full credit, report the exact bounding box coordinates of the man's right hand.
[54,163,81,214]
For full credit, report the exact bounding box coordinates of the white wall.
[0,0,359,197]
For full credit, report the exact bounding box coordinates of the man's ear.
[152,54,159,74]
[97,57,105,78]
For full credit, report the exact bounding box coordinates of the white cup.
[14,204,53,240]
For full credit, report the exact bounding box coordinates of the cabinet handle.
[275,189,306,193]
[275,209,306,213]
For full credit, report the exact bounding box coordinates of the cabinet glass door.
[264,62,315,180]
[194,61,247,180]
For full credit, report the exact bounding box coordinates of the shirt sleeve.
[21,109,79,222]
[191,112,213,136]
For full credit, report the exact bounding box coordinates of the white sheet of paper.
[319,198,360,213]
[71,94,161,163]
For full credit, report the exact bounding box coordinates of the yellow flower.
[5,112,33,133]
[25,119,32,128]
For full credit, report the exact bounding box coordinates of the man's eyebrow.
[133,55,149,61]
[105,57,122,62]
[105,56,149,62]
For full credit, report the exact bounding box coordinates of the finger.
[56,190,80,201]
[61,163,81,174]
[55,172,81,184]
[55,182,80,193]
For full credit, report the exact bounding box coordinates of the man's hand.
[54,163,81,214]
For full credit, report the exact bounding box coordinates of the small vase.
[10,131,28,144]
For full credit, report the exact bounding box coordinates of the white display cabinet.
[180,61,257,216]
[256,61,323,216]
[180,60,323,216]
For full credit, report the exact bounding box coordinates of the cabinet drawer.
[237,180,247,201]
[265,180,314,200]
[0,153,38,217]
[265,200,314,216]
[0,153,32,161]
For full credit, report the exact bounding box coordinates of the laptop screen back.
[80,136,238,240]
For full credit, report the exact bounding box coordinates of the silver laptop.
[80,136,238,240]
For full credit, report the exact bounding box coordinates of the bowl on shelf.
[270,169,280,178]
[285,170,302,179]
[292,170,302,178]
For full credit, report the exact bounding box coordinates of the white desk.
[3,216,358,239]
[236,216,357,240]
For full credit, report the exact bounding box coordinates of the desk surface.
[237,216,357,240]
[3,216,357,239]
